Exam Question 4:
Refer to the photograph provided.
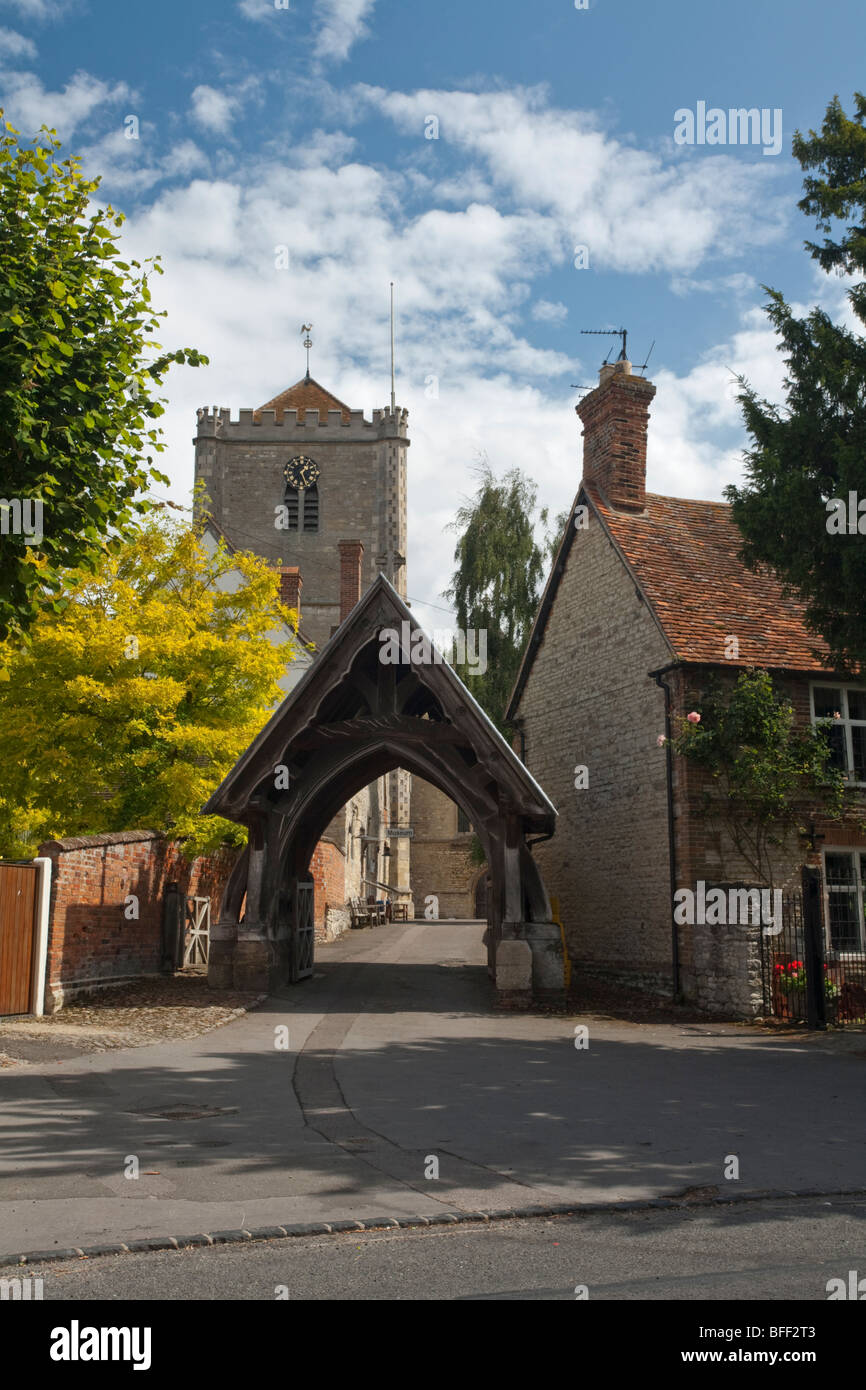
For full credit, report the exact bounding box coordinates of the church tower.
[193,370,409,652]
[193,355,413,919]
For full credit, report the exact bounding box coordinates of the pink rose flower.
[687,711,701,724]
[656,735,667,747]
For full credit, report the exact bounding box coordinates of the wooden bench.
[350,896,372,929]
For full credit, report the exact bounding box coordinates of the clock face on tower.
[283,455,320,489]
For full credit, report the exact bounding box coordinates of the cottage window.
[457,806,471,833]
[811,683,866,784]
[823,850,866,953]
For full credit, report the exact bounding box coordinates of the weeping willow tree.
[443,461,551,736]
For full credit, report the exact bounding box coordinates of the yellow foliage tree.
[0,514,297,857]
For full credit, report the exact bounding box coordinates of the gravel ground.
[0,972,263,1066]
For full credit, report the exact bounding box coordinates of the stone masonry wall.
[193,407,408,651]
[409,777,479,918]
[515,512,674,994]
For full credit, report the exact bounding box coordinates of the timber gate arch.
[204,575,562,1004]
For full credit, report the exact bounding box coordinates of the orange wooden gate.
[0,863,38,1016]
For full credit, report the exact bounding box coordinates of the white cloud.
[189,84,238,135]
[669,270,757,298]
[0,0,69,18]
[359,84,788,275]
[433,168,493,206]
[80,129,209,195]
[0,25,36,58]
[532,299,568,323]
[114,152,579,612]
[237,0,278,19]
[290,127,357,166]
[314,0,376,64]
[115,163,793,616]
[61,80,804,617]
[0,69,130,139]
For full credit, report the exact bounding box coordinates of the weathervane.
[301,323,313,380]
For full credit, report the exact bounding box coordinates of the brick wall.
[338,539,363,623]
[39,831,239,1011]
[309,839,351,940]
[577,364,656,512]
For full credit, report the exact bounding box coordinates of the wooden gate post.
[802,865,827,1031]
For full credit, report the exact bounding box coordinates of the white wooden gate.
[184,896,211,966]
[290,883,314,982]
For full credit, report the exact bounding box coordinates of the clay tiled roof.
[507,483,836,722]
[254,374,352,423]
[591,484,832,670]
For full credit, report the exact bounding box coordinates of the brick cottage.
[506,356,866,1017]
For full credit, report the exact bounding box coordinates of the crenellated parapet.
[195,404,409,442]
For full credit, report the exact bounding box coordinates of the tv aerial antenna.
[570,326,625,397]
[579,327,655,377]
[581,326,628,363]
[634,339,655,376]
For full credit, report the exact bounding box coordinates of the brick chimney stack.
[338,540,364,623]
[577,358,656,512]
[276,566,302,619]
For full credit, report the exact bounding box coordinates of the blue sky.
[1,0,864,626]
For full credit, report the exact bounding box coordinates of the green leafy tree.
[726,93,866,672]
[0,114,206,647]
[667,668,847,889]
[545,509,570,565]
[443,461,549,734]
[0,514,297,859]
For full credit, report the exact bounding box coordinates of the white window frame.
[810,681,866,787]
[821,847,866,956]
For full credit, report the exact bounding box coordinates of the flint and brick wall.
[39,831,239,1012]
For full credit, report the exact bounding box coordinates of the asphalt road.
[3,921,865,1259]
[18,1196,866,1300]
